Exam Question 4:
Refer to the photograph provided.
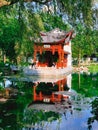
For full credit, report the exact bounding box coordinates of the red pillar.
[58,80,61,91]
[33,85,37,101]
[58,94,61,102]
[52,46,55,55]
[58,51,62,68]
[61,51,64,68]
[52,93,54,102]
[33,49,37,62]
[39,92,43,101]
[40,47,42,55]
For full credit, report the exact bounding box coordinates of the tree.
[14,2,45,64]
[0,2,45,64]
[0,0,97,65]
[72,23,96,66]
[55,0,93,28]
[0,9,20,63]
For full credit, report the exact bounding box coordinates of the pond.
[0,72,98,130]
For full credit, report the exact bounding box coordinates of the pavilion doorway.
[37,51,59,67]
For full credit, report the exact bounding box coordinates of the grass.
[73,62,98,73]
[88,63,98,73]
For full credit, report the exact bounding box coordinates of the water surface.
[0,72,98,130]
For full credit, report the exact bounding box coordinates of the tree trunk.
[1,50,6,63]
[78,72,80,89]
[4,53,6,63]
[78,49,81,67]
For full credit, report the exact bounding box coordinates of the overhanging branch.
[0,0,51,8]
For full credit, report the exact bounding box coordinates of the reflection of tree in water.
[22,99,73,129]
[87,97,98,130]
[22,109,61,129]
[72,73,98,97]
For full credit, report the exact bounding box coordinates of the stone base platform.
[23,66,72,77]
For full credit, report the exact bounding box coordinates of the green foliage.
[87,97,98,129]
[0,0,97,64]
[40,13,70,31]
[0,3,46,63]
[72,23,98,65]
[0,61,11,76]
[13,3,45,63]
[57,0,93,28]
[0,83,32,130]
[19,13,45,57]
[0,8,20,62]
[0,85,4,91]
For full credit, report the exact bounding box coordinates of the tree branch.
[0,0,10,7]
[0,0,51,8]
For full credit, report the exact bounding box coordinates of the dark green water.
[0,72,98,130]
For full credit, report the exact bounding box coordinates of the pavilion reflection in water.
[22,75,73,129]
[28,74,73,113]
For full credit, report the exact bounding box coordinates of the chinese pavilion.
[24,28,74,76]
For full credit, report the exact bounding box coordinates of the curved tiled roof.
[35,28,74,44]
